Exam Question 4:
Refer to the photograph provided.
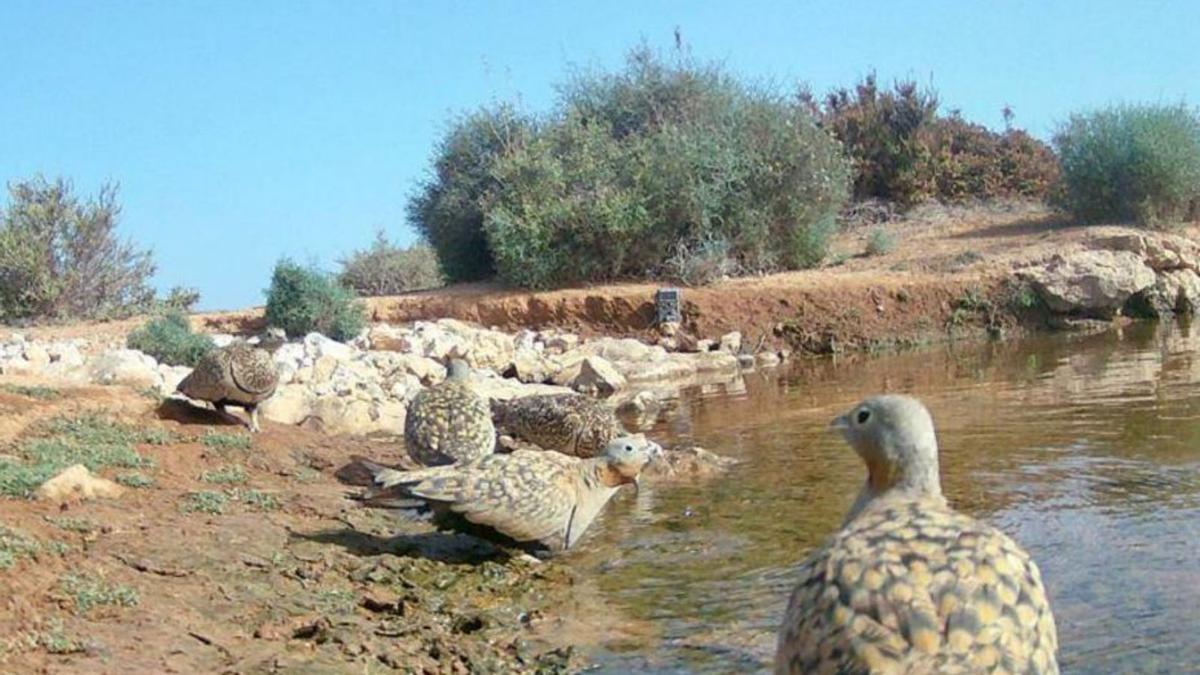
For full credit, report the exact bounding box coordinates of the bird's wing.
[407,450,578,547]
[229,346,278,397]
[176,351,227,401]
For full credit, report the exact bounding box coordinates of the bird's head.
[446,359,471,382]
[598,434,662,487]
[831,394,942,498]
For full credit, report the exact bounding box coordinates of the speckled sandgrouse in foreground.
[403,359,496,466]
[356,434,661,555]
[176,338,280,433]
[491,392,626,457]
[775,395,1059,674]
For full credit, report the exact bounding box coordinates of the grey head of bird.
[831,394,943,522]
[446,358,471,382]
[595,434,662,488]
[256,326,288,352]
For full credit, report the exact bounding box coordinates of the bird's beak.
[829,414,850,432]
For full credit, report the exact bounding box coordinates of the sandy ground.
[0,385,642,673]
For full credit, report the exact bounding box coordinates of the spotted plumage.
[491,393,626,457]
[404,359,496,466]
[176,339,279,433]
[357,434,661,554]
[776,395,1058,674]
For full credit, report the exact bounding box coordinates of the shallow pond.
[577,320,1200,674]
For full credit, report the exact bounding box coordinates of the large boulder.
[36,465,124,501]
[302,332,357,362]
[259,384,315,426]
[1093,232,1200,272]
[572,356,627,395]
[1018,250,1157,317]
[88,349,163,390]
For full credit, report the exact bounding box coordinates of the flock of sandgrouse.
[176,338,1059,673]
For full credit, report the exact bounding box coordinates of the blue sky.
[2,0,1197,310]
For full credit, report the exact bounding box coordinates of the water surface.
[578,321,1200,674]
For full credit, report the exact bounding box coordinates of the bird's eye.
[855,409,871,425]
[624,445,634,452]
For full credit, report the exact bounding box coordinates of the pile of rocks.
[0,319,781,435]
[1017,231,1200,318]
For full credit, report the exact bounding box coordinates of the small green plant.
[0,415,154,498]
[1055,103,1200,226]
[35,620,87,655]
[201,431,252,451]
[180,490,228,514]
[200,464,247,485]
[59,573,139,613]
[1,384,61,400]
[126,310,214,367]
[264,259,366,342]
[338,231,444,296]
[864,227,897,256]
[46,517,95,534]
[292,467,321,483]
[0,525,43,570]
[114,472,154,488]
[233,488,281,512]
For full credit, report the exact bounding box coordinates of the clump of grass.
[59,573,139,613]
[200,465,247,485]
[46,517,95,534]
[292,467,321,483]
[201,431,252,451]
[115,472,154,488]
[180,490,228,514]
[1,384,62,400]
[0,415,162,499]
[0,525,44,570]
[233,488,281,512]
[35,620,88,655]
[864,227,897,256]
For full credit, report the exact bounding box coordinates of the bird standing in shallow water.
[491,392,626,457]
[775,395,1058,675]
[356,434,661,555]
[404,359,496,467]
[176,331,283,433]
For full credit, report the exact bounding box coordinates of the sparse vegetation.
[0,416,155,499]
[200,464,247,484]
[264,259,366,342]
[201,430,252,451]
[180,490,228,514]
[46,517,96,534]
[338,231,444,296]
[126,309,215,367]
[0,525,45,570]
[0,177,157,322]
[1,384,61,400]
[59,573,139,613]
[864,227,897,256]
[233,488,281,512]
[1054,103,1200,227]
[114,472,154,488]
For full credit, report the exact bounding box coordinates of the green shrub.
[338,231,444,296]
[865,227,897,256]
[482,47,850,289]
[802,75,1059,206]
[264,259,366,342]
[126,310,214,367]
[1054,103,1200,226]
[0,177,157,321]
[408,105,535,282]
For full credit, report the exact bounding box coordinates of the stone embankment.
[0,319,777,435]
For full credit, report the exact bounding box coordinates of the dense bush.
[802,75,1059,206]
[126,310,214,367]
[441,47,851,289]
[264,260,366,342]
[0,177,156,321]
[407,105,534,283]
[1054,103,1200,226]
[338,231,443,296]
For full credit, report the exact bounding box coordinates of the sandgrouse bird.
[357,434,660,555]
[491,392,626,457]
[775,395,1058,674]
[176,331,282,433]
[403,359,496,466]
